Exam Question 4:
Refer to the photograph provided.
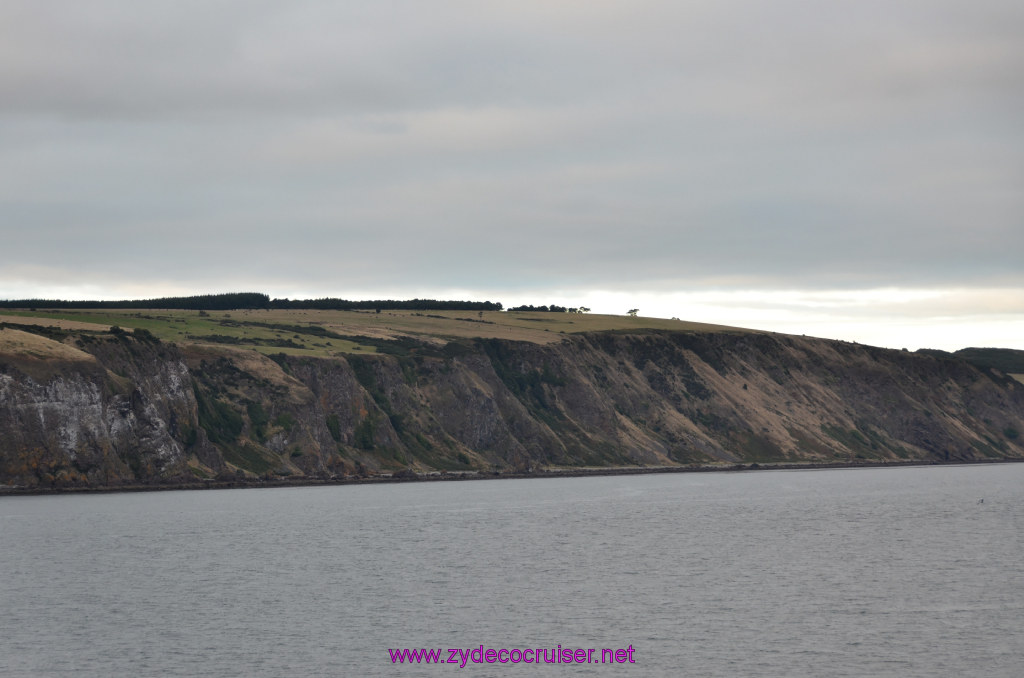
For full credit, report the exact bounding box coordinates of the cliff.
[2,325,1023,488]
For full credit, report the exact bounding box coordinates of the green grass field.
[1,307,754,357]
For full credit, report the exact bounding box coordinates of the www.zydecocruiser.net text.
[389,645,637,667]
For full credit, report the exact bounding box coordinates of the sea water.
[2,464,1022,677]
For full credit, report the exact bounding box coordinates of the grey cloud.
[0,0,1022,299]
[4,1,1013,119]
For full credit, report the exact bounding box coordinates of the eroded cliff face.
[0,330,194,486]
[2,327,1023,488]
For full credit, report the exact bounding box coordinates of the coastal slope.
[2,324,1023,488]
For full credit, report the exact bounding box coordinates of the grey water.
[2,464,1023,677]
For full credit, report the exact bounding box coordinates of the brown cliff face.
[2,327,1023,488]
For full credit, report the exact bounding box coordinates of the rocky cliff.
[2,326,1023,488]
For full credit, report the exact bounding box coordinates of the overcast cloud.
[1,0,1022,350]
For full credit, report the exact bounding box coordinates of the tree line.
[0,292,272,311]
[0,292,503,312]
[270,297,503,311]
[508,304,591,313]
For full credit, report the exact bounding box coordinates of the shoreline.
[3,456,1023,497]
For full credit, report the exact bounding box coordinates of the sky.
[1,0,1022,351]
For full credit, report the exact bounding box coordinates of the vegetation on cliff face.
[2,319,1024,489]
[916,347,1024,376]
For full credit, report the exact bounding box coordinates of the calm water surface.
[2,464,1023,677]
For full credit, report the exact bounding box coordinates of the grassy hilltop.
[0,306,750,358]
